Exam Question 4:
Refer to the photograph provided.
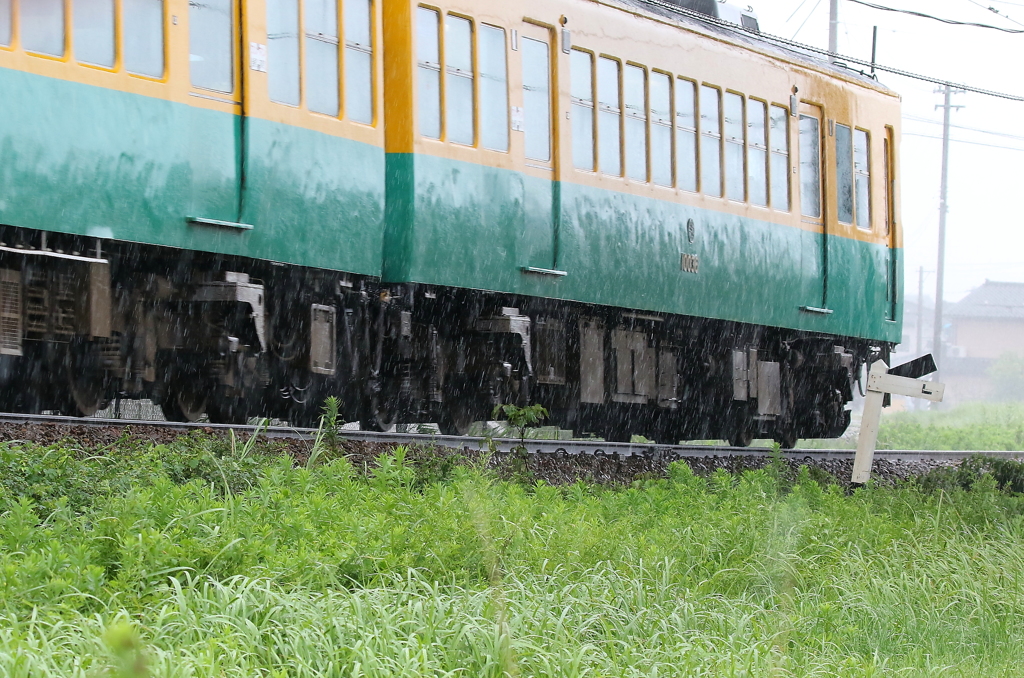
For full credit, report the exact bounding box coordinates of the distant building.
[943,281,1024,404]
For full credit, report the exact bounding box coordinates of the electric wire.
[846,0,1024,32]
[902,131,1024,151]
[903,115,1024,142]
[962,0,1024,27]
[792,0,825,39]
[636,0,1024,102]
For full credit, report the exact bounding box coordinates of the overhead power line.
[903,115,1024,142]
[637,0,1024,102]
[847,0,1024,32]
[962,0,1024,28]
[902,131,1024,151]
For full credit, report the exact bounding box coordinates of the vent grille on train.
[662,0,719,17]
[0,269,22,356]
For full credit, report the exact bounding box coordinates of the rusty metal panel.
[658,348,678,407]
[579,319,604,404]
[757,361,782,416]
[612,328,653,404]
[534,318,566,385]
[310,305,337,376]
[0,269,22,356]
[732,350,748,401]
[77,262,111,338]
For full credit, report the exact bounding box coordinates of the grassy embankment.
[2,428,1024,676]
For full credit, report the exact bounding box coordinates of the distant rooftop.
[949,281,1024,320]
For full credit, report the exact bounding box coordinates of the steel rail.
[0,412,1021,463]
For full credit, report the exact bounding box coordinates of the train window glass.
[75,0,115,67]
[650,72,672,187]
[799,114,821,219]
[724,92,745,201]
[0,0,9,47]
[700,85,721,197]
[769,104,789,211]
[445,15,474,146]
[748,99,768,207]
[22,0,66,57]
[835,123,854,224]
[124,0,165,77]
[267,0,300,105]
[624,65,647,182]
[571,49,595,170]
[855,129,871,229]
[190,0,234,93]
[598,57,621,176]
[522,37,551,161]
[884,130,893,235]
[345,0,374,123]
[306,0,339,116]
[416,7,441,139]
[479,25,508,151]
[676,79,697,192]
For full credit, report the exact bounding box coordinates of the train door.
[797,103,829,313]
[884,128,898,320]
[187,0,247,228]
[516,22,559,273]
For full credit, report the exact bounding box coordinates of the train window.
[675,79,697,192]
[571,49,595,171]
[306,0,339,116]
[479,25,508,152]
[835,123,854,224]
[799,115,821,219]
[769,104,790,211]
[724,92,745,201]
[345,0,374,124]
[855,129,871,229]
[190,0,234,93]
[267,0,301,105]
[75,0,115,67]
[747,100,768,207]
[445,15,474,146]
[522,37,551,161]
[598,57,621,176]
[884,128,894,235]
[22,0,66,57]
[416,7,441,139]
[0,0,9,47]
[624,65,647,182]
[650,72,672,187]
[124,0,165,78]
[699,85,721,197]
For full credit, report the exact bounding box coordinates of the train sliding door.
[797,103,829,314]
[884,127,899,321]
[516,22,560,274]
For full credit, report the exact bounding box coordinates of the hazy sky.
[752,0,1024,303]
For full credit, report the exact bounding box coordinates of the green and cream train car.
[0,0,902,445]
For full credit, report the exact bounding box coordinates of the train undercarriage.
[0,227,884,447]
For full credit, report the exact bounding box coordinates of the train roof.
[603,0,899,97]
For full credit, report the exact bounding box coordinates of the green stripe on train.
[384,152,902,343]
[0,67,385,276]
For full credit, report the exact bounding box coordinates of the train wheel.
[206,398,251,426]
[439,398,477,436]
[67,343,109,417]
[728,428,754,448]
[160,384,207,423]
[774,429,799,450]
[360,393,398,432]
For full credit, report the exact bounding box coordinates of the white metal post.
[852,361,946,484]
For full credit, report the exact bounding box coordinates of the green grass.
[877,402,1024,451]
[3,435,1024,675]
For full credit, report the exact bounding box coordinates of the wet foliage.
[3,434,1024,675]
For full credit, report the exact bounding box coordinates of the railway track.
[1,412,1020,463]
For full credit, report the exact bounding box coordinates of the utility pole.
[829,0,839,62]
[932,84,964,386]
